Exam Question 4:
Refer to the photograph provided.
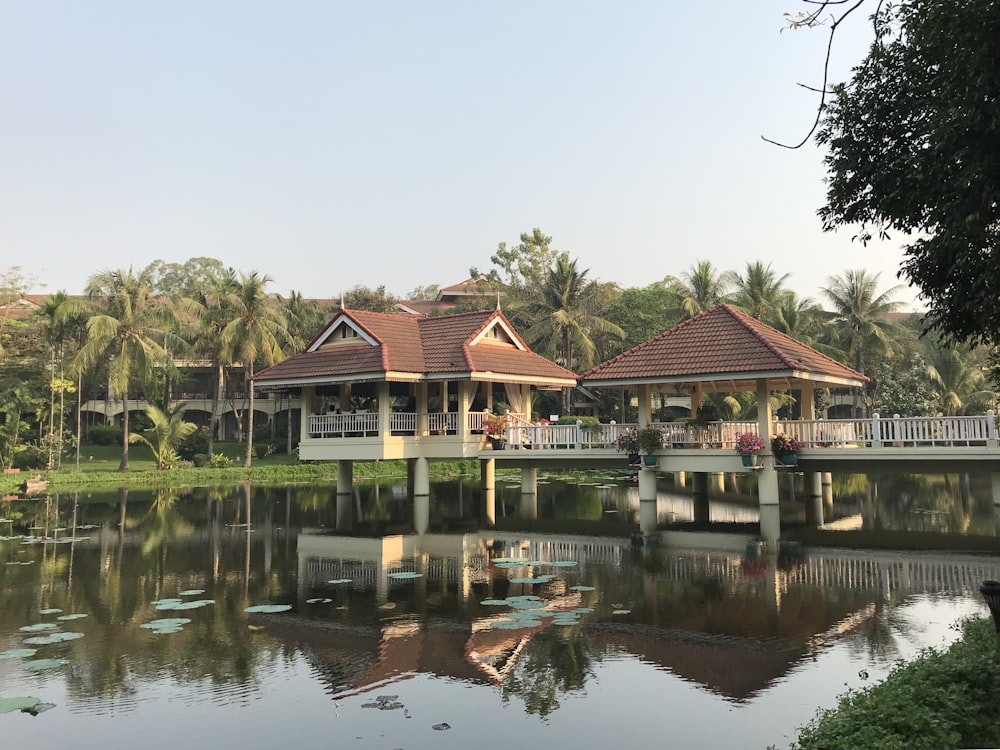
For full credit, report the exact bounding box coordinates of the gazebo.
[581,304,867,542]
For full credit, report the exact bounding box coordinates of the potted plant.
[734,432,765,466]
[485,413,508,449]
[636,426,664,466]
[771,433,802,465]
[613,428,641,466]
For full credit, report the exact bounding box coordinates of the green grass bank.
[0,444,480,493]
[782,616,1000,750]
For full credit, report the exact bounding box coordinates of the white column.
[416,382,428,437]
[337,460,353,505]
[300,385,315,444]
[520,467,537,519]
[482,458,495,527]
[458,381,472,439]
[756,377,780,545]
[637,384,652,427]
[377,381,391,437]
[638,468,658,536]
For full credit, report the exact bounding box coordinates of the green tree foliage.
[340,285,398,313]
[663,260,733,319]
[128,404,198,470]
[218,271,290,468]
[488,228,566,291]
[731,260,790,323]
[603,282,682,352]
[817,0,1000,346]
[519,256,625,373]
[71,267,186,471]
[146,257,231,298]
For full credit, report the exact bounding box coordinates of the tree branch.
[762,0,871,149]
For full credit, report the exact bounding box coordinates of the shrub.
[13,446,46,470]
[177,426,209,460]
[637,426,664,454]
[208,453,233,468]
[88,424,123,445]
[191,453,208,468]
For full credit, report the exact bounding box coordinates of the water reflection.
[0,479,997,750]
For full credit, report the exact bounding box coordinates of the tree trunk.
[119,395,130,471]
[208,362,223,459]
[244,361,254,468]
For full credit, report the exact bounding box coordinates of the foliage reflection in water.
[0,476,996,749]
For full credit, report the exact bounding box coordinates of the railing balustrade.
[305,410,999,452]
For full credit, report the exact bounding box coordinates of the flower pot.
[491,439,506,450]
[627,452,641,466]
[779,453,798,466]
[740,454,758,467]
[642,454,659,467]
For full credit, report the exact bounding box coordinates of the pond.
[0,473,997,749]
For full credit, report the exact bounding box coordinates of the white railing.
[307,410,998,450]
[390,412,416,433]
[308,412,379,437]
[428,412,458,433]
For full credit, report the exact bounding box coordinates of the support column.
[520,467,538,520]
[692,472,710,524]
[416,382,429,437]
[336,460,353,507]
[710,472,724,495]
[992,472,1000,535]
[300,385,315,444]
[638,468,658,536]
[637,384,652,427]
[805,471,824,526]
[413,456,430,534]
[406,458,415,499]
[481,458,496,527]
[377,381,391,437]
[756,377,781,545]
[822,472,834,517]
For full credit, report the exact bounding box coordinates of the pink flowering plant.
[484,414,508,439]
[734,432,765,456]
[771,433,802,457]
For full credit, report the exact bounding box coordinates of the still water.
[1,473,998,749]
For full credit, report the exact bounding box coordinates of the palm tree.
[71,267,185,471]
[520,258,624,368]
[925,346,996,415]
[128,404,198,469]
[218,271,290,468]
[732,261,790,323]
[821,269,904,417]
[663,260,734,318]
[179,267,239,459]
[518,257,624,411]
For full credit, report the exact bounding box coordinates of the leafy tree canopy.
[817,0,1000,345]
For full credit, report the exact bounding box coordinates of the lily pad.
[140,618,192,630]
[39,608,63,615]
[612,609,631,615]
[509,576,553,584]
[244,604,292,614]
[491,618,543,629]
[494,561,528,569]
[388,571,423,579]
[0,697,45,714]
[22,658,69,671]
[153,598,183,609]
[509,599,548,610]
[479,599,510,606]
[570,585,596,592]
[306,598,332,604]
[326,578,352,584]
[506,595,542,602]
[57,614,88,621]
[20,623,59,632]
[540,561,578,567]
[156,599,214,611]
[573,607,594,614]
[492,557,529,564]
[23,632,83,645]
[0,649,37,659]
[178,589,205,596]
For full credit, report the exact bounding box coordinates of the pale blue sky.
[1,1,918,307]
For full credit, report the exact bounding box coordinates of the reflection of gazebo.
[581,304,868,542]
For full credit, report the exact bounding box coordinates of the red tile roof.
[255,308,577,385]
[581,304,866,388]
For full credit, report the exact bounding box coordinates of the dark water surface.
[1,473,998,749]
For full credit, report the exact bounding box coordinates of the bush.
[192,453,208,468]
[208,453,233,468]
[177,426,209,460]
[254,442,277,459]
[88,424,123,445]
[13,446,46,470]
